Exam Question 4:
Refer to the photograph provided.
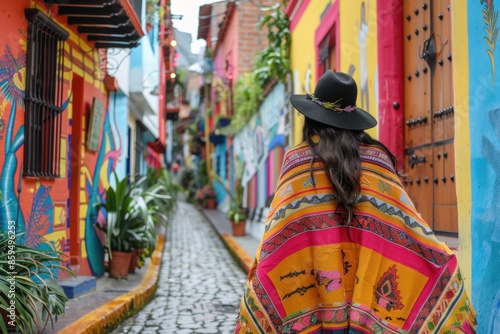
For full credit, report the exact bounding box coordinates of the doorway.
[403,0,457,235]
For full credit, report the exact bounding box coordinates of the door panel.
[403,0,457,234]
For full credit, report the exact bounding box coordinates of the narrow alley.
[111,201,248,334]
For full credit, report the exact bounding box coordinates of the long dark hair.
[302,117,398,224]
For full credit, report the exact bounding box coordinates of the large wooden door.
[403,0,457,234]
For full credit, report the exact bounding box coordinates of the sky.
[170,0,220,53]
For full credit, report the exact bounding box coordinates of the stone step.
[59,275,96,299]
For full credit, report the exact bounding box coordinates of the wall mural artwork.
[470,2,500,332]
[0,44,26,236]
[358,1,369,111]
[477,109,500,333]
[0,44,70,267]
[84,103,121,276]
[234,83,286,185]
[481,0,499,87]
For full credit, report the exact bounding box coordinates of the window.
[24,9,69,177]
[319,34,336,75]
[314,3,339,80]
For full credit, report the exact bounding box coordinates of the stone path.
[112,201,247,334]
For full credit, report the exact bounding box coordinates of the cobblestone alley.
[112,201,248,334]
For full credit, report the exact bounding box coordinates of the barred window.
[24,9,69,177]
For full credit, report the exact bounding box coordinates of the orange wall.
[0,1,115,277]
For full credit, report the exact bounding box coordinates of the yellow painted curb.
[221,233,253,274]
[57,234,166,334]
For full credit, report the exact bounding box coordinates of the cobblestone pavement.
[112,201,248,334]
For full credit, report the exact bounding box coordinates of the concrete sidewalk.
[48,207,256,334]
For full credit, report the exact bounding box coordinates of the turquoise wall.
[469,1,500,332]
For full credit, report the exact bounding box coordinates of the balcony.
[44,0,144,48]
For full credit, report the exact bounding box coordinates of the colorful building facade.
[287,0,500,331]
[0,0,169,279]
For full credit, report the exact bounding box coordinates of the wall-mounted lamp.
[170,39,177,47]
[170,72,176,79]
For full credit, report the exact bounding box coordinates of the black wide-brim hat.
[290,70,377,130]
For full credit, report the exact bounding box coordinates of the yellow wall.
[289,0,331,145]
[338,0,378,138]
[290,0,379,144]
[451,1,472,295]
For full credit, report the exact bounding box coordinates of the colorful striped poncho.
[235,143,476,333]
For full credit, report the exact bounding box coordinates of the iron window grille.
[24,9,69,178]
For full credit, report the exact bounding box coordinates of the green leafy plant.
[94,173,171,258]
[221,73,263,136]
[143,167,180,227]
[211,162,247,224]
[0,233,73,334]
[220,4,290,136]
[254,4,291,87]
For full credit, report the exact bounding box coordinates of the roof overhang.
[45,0,144,48]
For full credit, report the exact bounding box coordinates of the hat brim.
[290,94,377,130]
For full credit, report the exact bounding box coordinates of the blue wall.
[469,1,500,332]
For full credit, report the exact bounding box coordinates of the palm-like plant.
[211,162,247,224]
[95,171,176,259]
[95,174,151,256]
[143,167,180,227]
[0,234,73,334]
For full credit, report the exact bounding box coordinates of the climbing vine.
[228,4,290,135]
[254,3,291,87]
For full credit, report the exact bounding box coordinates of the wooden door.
[403,0,457,234]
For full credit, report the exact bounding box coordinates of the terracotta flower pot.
[231,220,246,237]
[109,251,132,278]
[205,198,217,209]
[128,250,138,274]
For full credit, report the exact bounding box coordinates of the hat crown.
[313,71,358,108]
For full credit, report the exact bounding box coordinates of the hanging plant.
[220,4,290,137]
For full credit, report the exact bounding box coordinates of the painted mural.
[234,83,286,186]
[84,101,122,276]
[340,0,378,135]
[0,3,126,279]
[469,1,500,332]
[0,44,27,237]
[0,39,72,279]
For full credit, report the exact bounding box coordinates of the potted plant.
[211,163,248,236]
[226,181,248,237]
[95,173,162,278]
[0,233,73,334]
[204,184,217,209]
[195,183,217,209]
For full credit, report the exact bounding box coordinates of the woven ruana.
[235,143,476,334]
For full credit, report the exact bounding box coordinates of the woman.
[234,71,476,333]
